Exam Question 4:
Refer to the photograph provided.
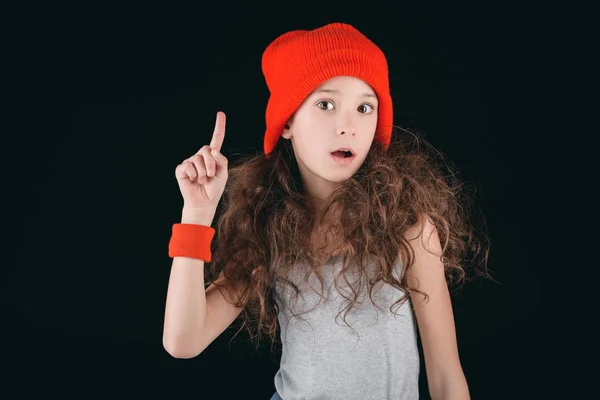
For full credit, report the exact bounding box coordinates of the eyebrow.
[314,88,378,99]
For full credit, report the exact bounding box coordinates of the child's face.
[281,76,378,200]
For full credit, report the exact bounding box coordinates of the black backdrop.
[2,1,577,399]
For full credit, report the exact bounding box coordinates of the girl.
[164,22,491,400]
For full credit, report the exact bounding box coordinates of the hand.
[175,111,229,211]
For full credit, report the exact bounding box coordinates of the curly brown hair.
[205,125,492,354]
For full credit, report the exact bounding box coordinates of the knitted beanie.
[261,22,393,157]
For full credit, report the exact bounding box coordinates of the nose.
[336,111,356,137]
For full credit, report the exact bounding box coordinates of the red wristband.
[168,223,216,262]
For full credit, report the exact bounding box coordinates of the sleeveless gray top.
[273,254,420,399]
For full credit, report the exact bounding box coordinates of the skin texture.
[281,75,379,202]
[404,215,471,399]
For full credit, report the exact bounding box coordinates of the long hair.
[205,125,492,354]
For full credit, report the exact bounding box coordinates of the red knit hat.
[262,22,393,157]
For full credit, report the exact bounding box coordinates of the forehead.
[311,76,377,98]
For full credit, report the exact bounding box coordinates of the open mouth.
[330,149,356,165]
[331,150,354,158]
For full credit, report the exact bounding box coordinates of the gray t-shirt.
[273,254,420,399]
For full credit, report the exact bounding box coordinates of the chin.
[323,172,354,183]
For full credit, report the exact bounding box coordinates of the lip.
[333,146,356,155]
[330,152,356,165]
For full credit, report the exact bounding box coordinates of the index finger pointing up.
[209,111,226,152]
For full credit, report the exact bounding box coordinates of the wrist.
[181,207,216,226]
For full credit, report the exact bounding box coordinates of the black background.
[2,1,581,399]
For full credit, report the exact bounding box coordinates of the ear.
[281,122,292,139]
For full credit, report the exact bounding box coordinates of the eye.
[358,103,376,114]
[316,100,334,110]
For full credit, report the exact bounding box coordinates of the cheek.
[361,116,378,132]
[293,134,326,169]
[361,119,378,143]
[296,136,320,159]
[294,123,323,149]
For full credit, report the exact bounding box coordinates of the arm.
[162,207,215,358]
[404,215,470,400]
